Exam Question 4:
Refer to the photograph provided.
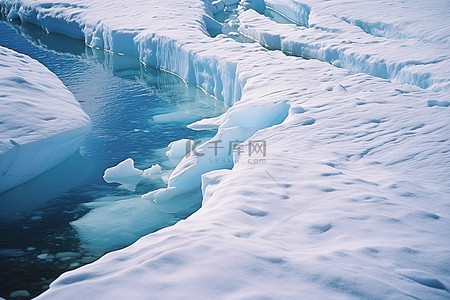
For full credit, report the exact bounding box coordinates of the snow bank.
[2,0,449,299]
[144,101,289,212]
[238,4,450,92]
[0,46,90,193]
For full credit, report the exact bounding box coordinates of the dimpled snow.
[0,0,449,299]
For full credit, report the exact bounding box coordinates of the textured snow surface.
[0,46,90,193]
[1,0,449,298]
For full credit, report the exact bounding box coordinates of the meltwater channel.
[0,19,226,299]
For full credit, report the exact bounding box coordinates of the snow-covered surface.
[0,45,90,193]
[1,0,449,298]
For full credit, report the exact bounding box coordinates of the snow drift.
[0,45,90,193]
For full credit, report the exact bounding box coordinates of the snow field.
[0,0,448,298]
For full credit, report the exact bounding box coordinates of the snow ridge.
[238,7,450,92]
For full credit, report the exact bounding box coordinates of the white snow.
[238,3,450,91]
[1,0,449,299]
[103,158,163,191]
[0,45,90,193]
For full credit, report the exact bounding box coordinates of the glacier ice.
[1,0,449,299]
[0,46,90,193]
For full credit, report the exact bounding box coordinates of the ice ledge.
[0,0,244,106]
[0,46,90,193]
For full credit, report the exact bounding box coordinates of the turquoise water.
[0,19,226,299]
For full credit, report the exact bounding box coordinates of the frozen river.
[0,19,225,299]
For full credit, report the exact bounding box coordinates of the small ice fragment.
[103,158,143,191]
[80,256,96,264]
[37,253,48,260]
[142,164,163,179]
[10,290,30,298]
[151,111,201,123]
[56,252,79,259]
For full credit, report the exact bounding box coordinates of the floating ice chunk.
[165,139,193,159]
[10,290,30,298]
[104,159,143,178]
[151,111,202,123]
[71,196,174,252]
[55,252,79,260]
[142,164,163,178]
[37,253,48,260]
[104,159,165,191]
[0,249,25,257]
[103,158,143,191]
